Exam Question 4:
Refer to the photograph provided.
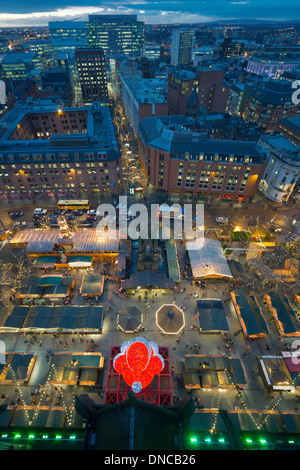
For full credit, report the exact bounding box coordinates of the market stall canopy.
[32,256,56,267]
[36,276,64,287]
[259,356,294,391]
[231,288,268,337]
[120,271,176,290]
[117,306,143,333]
[156,304,185,334]
[2,305,104,331]
[10,228,119,254]
[196,299,229,333]
[165,240,180,282]
[68,256,93,267]
[79,274,105,296]
[267,291,300,336]
[186,238,232,279]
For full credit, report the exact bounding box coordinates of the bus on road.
[57,200,90,211]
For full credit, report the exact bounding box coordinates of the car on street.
[87,209,97,216]
[270,226,282,233]
[86,215,97,221]
[73,210,83,216]
[12,221,27,228]
[215,217,228,224]
[79,220,93,228]
[8,211,24,219]
[34,208,47,215]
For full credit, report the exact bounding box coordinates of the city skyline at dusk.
[0,0,299,26]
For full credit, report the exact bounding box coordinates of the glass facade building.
[87,15,145,57]
[49,21,87,56]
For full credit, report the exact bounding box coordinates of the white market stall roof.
[10,228,119,254]
[186,238,233,279]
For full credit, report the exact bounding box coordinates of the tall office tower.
[75,48,109,105]
[171,28,195,66]
[87,14,145,57]
[49,21,87,56]
[219,37,244,58]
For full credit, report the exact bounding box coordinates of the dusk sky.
[0,0,299,27]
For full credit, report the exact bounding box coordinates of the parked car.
[9,211,24,219]
[73,210,83,216]
[79,221,93,228]
[215,217,228,224]
[270,225,282,233]
[86,215,97,221]
[12,221,27,228]
[34,208,47,215]
[87,209,97,216]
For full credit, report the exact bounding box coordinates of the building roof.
[0,102,120,162]
[76,391,183,450]
[2,305,104,331]
[196,299,229,332]
[231,288,268,337]
[138,115,265,163]
[120,271,176,290]
[186,239,233,279]
[10,228,119,254]
[165,240,180,282]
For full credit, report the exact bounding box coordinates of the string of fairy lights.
[6,362,80,428]
[207,374,300,434]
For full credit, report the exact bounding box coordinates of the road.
[1,191,300,244]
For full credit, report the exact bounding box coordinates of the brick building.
[0,101,122,198]
[137,115,267,201]
[167,68,230,116]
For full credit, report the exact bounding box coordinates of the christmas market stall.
[265,292,300,337]
[231,288,268,338]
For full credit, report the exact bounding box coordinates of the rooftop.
[0,101,120,162]
[121,74,167,104]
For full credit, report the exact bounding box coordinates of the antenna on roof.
[66,17,82,22]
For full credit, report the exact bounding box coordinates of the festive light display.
[113,338,165,393]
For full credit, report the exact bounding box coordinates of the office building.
[120,74,168,135]
[75,48,109,105]
[171,28,194,66]
[258,134,300,202]
[87,15,145,57]
[0,101,122,197]
[246,55,300,80]
[137,114,267,200]
[167,68,230,115]
[0,52,42,79]
[49,21,87,56]
[219,37,244,59]
[243,79,300,133]
[276,116,300,146]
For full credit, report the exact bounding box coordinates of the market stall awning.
[186,239,233,279]
[165,240,180,282]
[68,256,93,267]
[231,288,268,337]
[79,274,105,296]
[120,271,176,290]
[156,304,185,334]
[32,256,56,267]
[117,306,143,333]
[196,299,229,333]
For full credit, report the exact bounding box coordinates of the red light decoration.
[113,338,165,393]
